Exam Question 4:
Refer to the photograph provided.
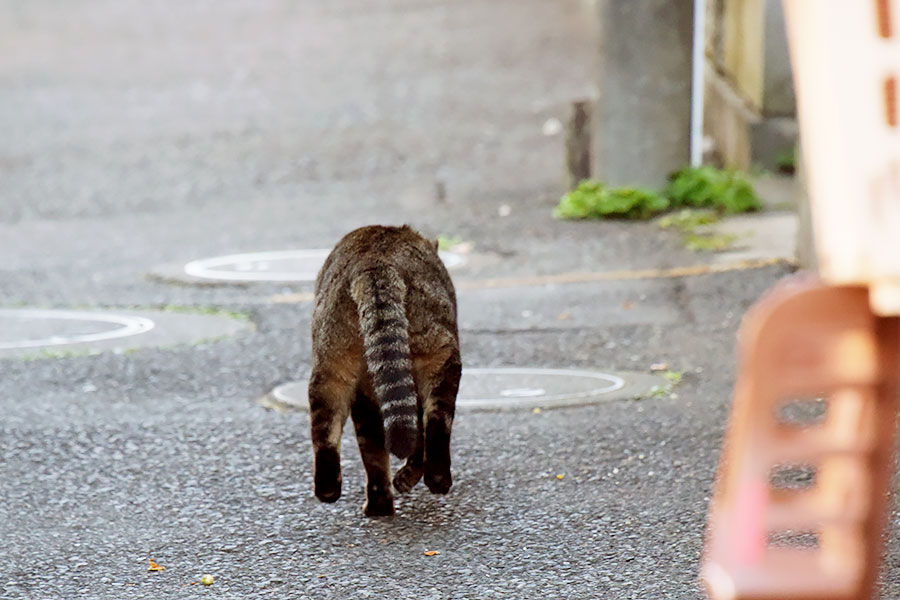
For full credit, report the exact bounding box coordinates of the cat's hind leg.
[308,365,353,503]
[351,388,395,516]
[392,432,424,494]
[421,349,461,495]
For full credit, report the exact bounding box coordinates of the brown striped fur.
[308,225,461,516]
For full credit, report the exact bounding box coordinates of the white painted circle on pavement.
[499,387,547,398]
[185,249,329,282]
[183,249,466,283]
[458,368,625,407]
[0,309,156,350]
[263,367,644,413]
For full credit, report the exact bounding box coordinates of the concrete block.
[592,0,694,188]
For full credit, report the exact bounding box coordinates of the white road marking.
[0,309,155,350]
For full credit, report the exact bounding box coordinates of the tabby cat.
[308,225,461,516]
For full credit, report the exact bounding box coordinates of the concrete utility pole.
[592,0,695,188]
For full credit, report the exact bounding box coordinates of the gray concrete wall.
[592,0,694,188]
[762,0,795,116]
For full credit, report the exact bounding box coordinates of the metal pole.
[690,0,707,167]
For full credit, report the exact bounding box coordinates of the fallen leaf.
[200,574,214,586]
[532,407,542,414]
[556,474,565,480]
[556,311,571,321]
[622,301,636,310]
[650,362,669,372]
[424,550,441,556]
[147,559,166,573]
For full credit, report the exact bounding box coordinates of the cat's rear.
[308,225,461,516]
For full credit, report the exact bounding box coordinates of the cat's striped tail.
[350,265,417,459]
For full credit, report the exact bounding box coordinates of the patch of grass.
[646,370,684,398]
[656,209,720,232]
[684,232,738,252]
[159,304,250,321]
[18,348,101,361]
[554,180,669,220]
[661,370,683,385]
[647,384,668,398]
[656,208,737,253]
[437,235,463,251]
[666,166,762,214]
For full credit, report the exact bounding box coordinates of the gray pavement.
[2,2,889,600]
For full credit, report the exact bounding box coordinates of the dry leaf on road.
[147,559,166,573]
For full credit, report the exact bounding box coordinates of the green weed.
[683,233,737,252]
[656,209,720,232]
[666,166,762,214]
[645,370,684,398]
[159,304,250,321]
[437,235,463,251]
[555,166,762,222]
[661,370,683,385]
[554,181,669,220]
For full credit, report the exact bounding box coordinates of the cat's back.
[313,226,457,348]
[316,225,453,300]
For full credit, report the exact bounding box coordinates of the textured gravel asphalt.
[3,1,897,599]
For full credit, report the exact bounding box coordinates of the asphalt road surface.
[3,2,892,599]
